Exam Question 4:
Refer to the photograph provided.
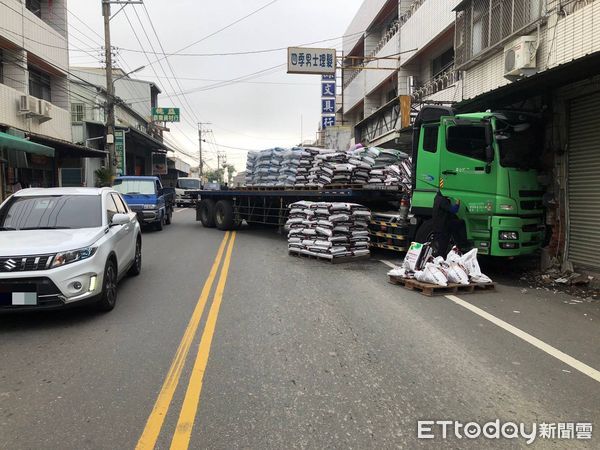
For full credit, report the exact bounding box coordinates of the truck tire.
[215,200,235,230]
[199,199,216,228]
[155,213,165,231]
[415,219,434,244]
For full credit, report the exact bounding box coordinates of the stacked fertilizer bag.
[286,201,372,260]
[277,147,305,186]
[306,150,346,186]
[347,146,375,184]
[387,243,493,286]
[245,152,258,185]
[294,147,320,186]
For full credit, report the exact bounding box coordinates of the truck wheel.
[215,200,235,230]
[199,199,216,228]
[415,219,434,244]
[155,214,164,231]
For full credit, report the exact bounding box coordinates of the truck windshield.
[0,195,102,230]
[178,179,201,189]
[497,123,540,170]
[113,179,155,195]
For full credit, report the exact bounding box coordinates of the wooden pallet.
[387,275,496,296]
[288,250,370,264]
[369,230,407,240]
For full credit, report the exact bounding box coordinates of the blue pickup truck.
[113,176,174,231]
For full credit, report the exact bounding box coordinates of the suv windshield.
[113,179,156,195]
[178,179,201,189]
[0,195,102,230]
[497,123,541,170]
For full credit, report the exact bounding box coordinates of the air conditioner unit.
[18,95,30,114]
[504,35,538,80]
[37,100,53,123]
[29,96,42,116]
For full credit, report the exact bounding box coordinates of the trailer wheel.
[215,200,235,230]
[199,199,216,228]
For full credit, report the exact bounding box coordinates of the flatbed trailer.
[193,186,407,248]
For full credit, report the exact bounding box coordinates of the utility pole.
[197,122,211,182]
[102,0,142,178]
[102,1,115,177]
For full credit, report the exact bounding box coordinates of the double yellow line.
[136,231,236,450]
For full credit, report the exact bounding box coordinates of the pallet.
[288,250,370,264]
[387,275,496,296]
[240,184,402,192]
[370,220,408,228]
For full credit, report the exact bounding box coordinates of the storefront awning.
[455,51,600,113]
[0,131,55,157]
[27,133,107,158]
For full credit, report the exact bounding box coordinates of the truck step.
[387,275,496,296]
[288,249,370,264]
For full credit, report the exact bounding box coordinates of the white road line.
[175,209,188,213]
[445,294,600,384]
[380,260,399,269]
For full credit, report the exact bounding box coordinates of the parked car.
[175,177,202,207]
[0,187,142,312]
[113,176,175,230]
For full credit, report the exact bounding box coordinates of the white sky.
[67,0,364,172]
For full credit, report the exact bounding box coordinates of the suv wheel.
[96,259,118,312]
[128,238,142,276]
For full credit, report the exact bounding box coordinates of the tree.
[204,168,224,183]
[224,164,236,184]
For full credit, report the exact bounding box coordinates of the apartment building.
[69,67,170,185]
[0,0,102,198]
[340,0,460,151]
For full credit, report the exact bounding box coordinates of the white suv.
[0,187,142,312]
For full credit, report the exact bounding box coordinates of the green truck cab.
[410,106,545,257]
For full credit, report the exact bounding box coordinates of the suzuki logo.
[3,259,17,271]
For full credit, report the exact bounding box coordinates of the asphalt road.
[1,209,599,449]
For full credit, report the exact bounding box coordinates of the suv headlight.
[52,247,97,268]
[499,231,519,240]
[143,204,157,210]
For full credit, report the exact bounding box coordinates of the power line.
[143,0,281,69]
[115,30,365,58]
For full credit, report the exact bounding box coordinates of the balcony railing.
[343,0,427,89]
[412,65,459,101]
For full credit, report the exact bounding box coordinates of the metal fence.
[455,0,545,67]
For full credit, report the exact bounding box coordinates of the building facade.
[340,0,600,270]
[69,67,170,186]
[0,0,102,199]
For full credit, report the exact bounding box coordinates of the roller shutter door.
[567,92,600,269]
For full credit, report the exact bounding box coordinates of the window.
[29,67,51,101]
[71,103,85,122]
[26,0,42,18]
[446,125,488,161]
[112,179,155,195]
[431,48,454,79]
[105,194,119,223]
[111,193,129,214]
[455,0,544,66]
[0,195,102,230]
[422,125,439,153]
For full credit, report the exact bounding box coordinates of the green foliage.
[94,167,113,187]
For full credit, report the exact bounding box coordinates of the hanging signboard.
[322,98,336,114]
[322,116,336,129]
[287,47,336,74]
[152,152,168,175]
[114,130,126,176]
[152,107,180,122]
